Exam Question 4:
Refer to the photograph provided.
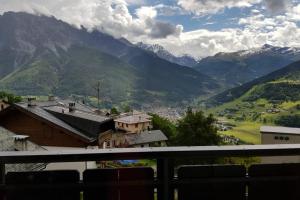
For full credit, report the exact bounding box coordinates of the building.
[0,99,9,111]
[261,126,300,144]
[0,126,47,172]
[0,98,114,147]
[124,130,168,147]
[114,112,153,133]
[99,129,168,148]
[99,112,167,148]
[261,126,300,163]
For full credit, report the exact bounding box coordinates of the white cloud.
[251,9,260,13]
[177,0,261,15]
[287,3,300,21]
[154,4,186,16]
[136,6,157,19]
[0,0,182,40]
[177,0,293,15]
[1,0,300,59]
[149,8,300,59]
[125,0,146,5]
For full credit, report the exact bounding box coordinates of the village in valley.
[0,95,170,171]
[1,1,300,198]
[1,93,300,172]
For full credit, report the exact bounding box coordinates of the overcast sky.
[1,0,300,58]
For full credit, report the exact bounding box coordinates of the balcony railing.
[1,144,300,200]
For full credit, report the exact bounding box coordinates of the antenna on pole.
[93,81,101,110]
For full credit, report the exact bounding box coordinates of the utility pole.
[93,81,101,110]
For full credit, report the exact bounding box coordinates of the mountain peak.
[262,44,275,49]
[0,11,216,107]
[136,42,197,67]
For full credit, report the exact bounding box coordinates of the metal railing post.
[157,158,174,200]
[0,164,5,184]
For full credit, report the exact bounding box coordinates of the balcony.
[1,144,300,200]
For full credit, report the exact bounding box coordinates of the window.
[106,141,110,147]
[0,105,4,110]
[279,136,284,140]
[285,137,290,141]
[135,124,138,128]
[274,136,278,140]
[126,124,128,128]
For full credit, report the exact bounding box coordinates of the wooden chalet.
[0,99,114,147]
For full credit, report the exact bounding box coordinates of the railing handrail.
[1,144,300,164]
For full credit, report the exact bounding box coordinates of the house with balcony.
[114,112,153,133]
[99,112,167,148]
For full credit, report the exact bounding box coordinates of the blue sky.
[127,1,254,31]
[1,0,300,58]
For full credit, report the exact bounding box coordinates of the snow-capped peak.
[136,42,198,67]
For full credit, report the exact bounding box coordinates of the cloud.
[154,4,186,16]
[177,0,261,15]
[264,0,291,14]
[125,0,146,5]
[148,8,300,59]
[0,0,182,40]
[149,21,183,38]
[1,0,300,59]
[177,0,293,15]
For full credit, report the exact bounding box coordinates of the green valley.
[205,61,300,144]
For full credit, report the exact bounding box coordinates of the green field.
[218,121,262,144]
[208,94,300,144]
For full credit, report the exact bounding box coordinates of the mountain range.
[208,60,300,106]
[137,41,300,93]
[0,12,219,107]
[194,44,300,89]
[136,42,198,67]
[0,11,300,108]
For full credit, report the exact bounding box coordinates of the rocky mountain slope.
[194,44,300,89]
[0,12,219,107]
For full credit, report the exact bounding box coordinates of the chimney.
[48,95,55,101]
[69,102,76,112]
[13,135,30,151]
[27,97,36,107]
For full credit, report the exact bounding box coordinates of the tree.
[0,91,22,103]
[123,105,132,113]
[175,108,221,146]
[275,114,300,127]
[149,113,177,145]
[110,107,120,115]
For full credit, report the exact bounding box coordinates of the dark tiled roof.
[125,130,168,145]
[29,99,95,113]
[44,106,109,123]
[45,107,114,139]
